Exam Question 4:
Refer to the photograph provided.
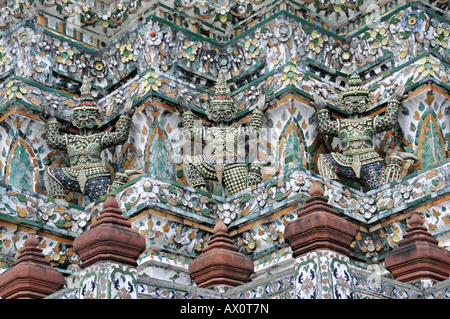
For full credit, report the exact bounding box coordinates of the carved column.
[284,180,356,299]
[73,194,146,299]
[385,212,450,284]
[0,233,65,299]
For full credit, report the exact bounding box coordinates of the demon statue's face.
[339,67,371,115]
[71,106,103,129]
[342,95,369,114]
[208,99,236,123]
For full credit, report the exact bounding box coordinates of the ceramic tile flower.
[44,93,60,110]
[109,3,127,24]
[418,56,438,77]
[0,44,9,68]
[289,172,311,193]
[143,71,161,92]
[89,56,107,79]
[72,210,90,229]
[215,53,231,71]
[215,4,230,22]
[181,39,201,62]
[282,64,299,86]
[338,44,353,66]
[254,26,271,48]
[147,21,163,47]
[256,189,269,207]
[431,25,449,50]
[273,20,292,42]
[243,37,260,65]
[363,27,389,49]
[56,0,75,17]
[80,4,98,24]
[401,10,423,33]
[246,85,261,103]
[294,173,306,187]
[40,206,54,222]
[18,31,31,45]
[180,87,193,103]
[141,180,158,199]
[217,201,237,224]
[55,42,77,72]
[143,180,153,192]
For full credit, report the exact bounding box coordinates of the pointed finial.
[341,62,369,98]
[408,212,424,228]
[80,76,94,102]
[103,193,119,210]
[309,180,324,197]
[214,70,231,96]
[25,233,38,248]
[207,70,235,114]
[75,76,99,112]
[213,218,228,234]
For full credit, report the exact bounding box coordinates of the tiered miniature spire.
[0,233,65,299]
[188,219,254,288]
[385,212,450,283]
[284,180,356,258]
[76,75,97,109]
[73,193,146,268]
[341,64,369,98]
[208,70,235,111]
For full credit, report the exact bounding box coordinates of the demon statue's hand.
[40,103,56,122]
[123,99,135,117]
[176,97,191,114]
[255,95,269,113]
[311,93,326,111]
[391,85,407,102]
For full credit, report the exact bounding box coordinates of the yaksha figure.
[176,70,268,195]
[312,69,417,190]
[42,76,135,201]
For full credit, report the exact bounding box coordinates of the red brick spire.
[73,193,146,268]
[189,219,254,288]
[284,180,356,258]
[385,212,450,283]
[0,233,65,299]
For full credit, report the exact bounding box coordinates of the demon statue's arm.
[312,94,340,137]
[247,96,268,132]
[43,105,67,151]
[176,97,204,142]
[100,99,135,149]
[373,86,405,134]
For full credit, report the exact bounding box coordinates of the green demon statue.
[312,68,417,189]
[176,70,268,195]
[42,76,135,201]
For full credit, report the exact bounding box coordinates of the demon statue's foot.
[392,151,418,162]
[124,169,142,177]
[109,169,142,193]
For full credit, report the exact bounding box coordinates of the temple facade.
[0,0,449,300]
